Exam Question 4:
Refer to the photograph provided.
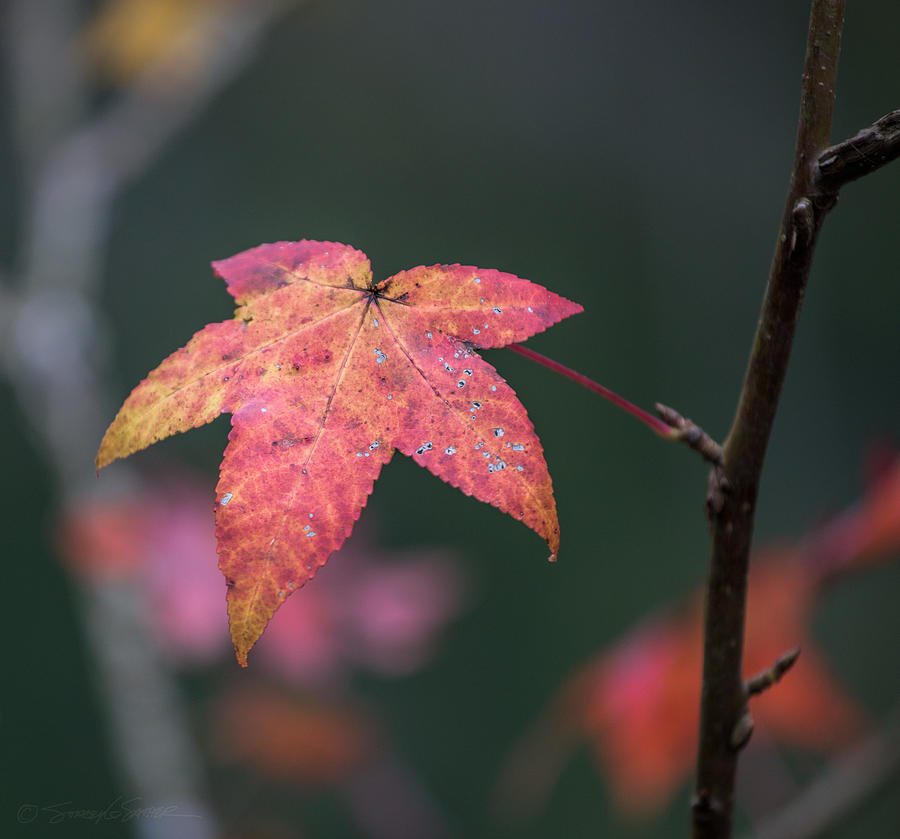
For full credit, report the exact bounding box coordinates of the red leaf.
[741,554,864,752]
[563,556,864,816]
[804,455,900,579]
[97,241,581,663]
[569,615,701,814]
[501,550,867,820]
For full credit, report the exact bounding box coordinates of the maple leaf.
[97,240,581,664]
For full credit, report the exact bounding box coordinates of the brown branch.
[816,110,900,192]
[692,2,846,837]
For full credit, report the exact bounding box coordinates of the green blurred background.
[2,1,899,837]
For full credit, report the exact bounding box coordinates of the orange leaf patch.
[211,686,376,785]
[97,240,581,663]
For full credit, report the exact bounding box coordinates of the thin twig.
[816,110,900,193]
[655,403,724,466]
[692,2,846,837]
[744,648,801,699]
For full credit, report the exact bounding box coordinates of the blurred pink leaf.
[60,476,229,661]
[256,538,464,685]
[60,473,465,678]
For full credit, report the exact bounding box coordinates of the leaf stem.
[507,343,674,439]
[508,343,724,465]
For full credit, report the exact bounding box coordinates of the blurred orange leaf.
[211,686,376,785]
[59,495,150,578]
[803,454,900,580]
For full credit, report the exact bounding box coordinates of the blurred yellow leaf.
[83,0,223,83]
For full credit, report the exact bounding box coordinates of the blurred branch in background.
[1,1,302,835]
[60,471,463,837]
[743,702,900,839]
